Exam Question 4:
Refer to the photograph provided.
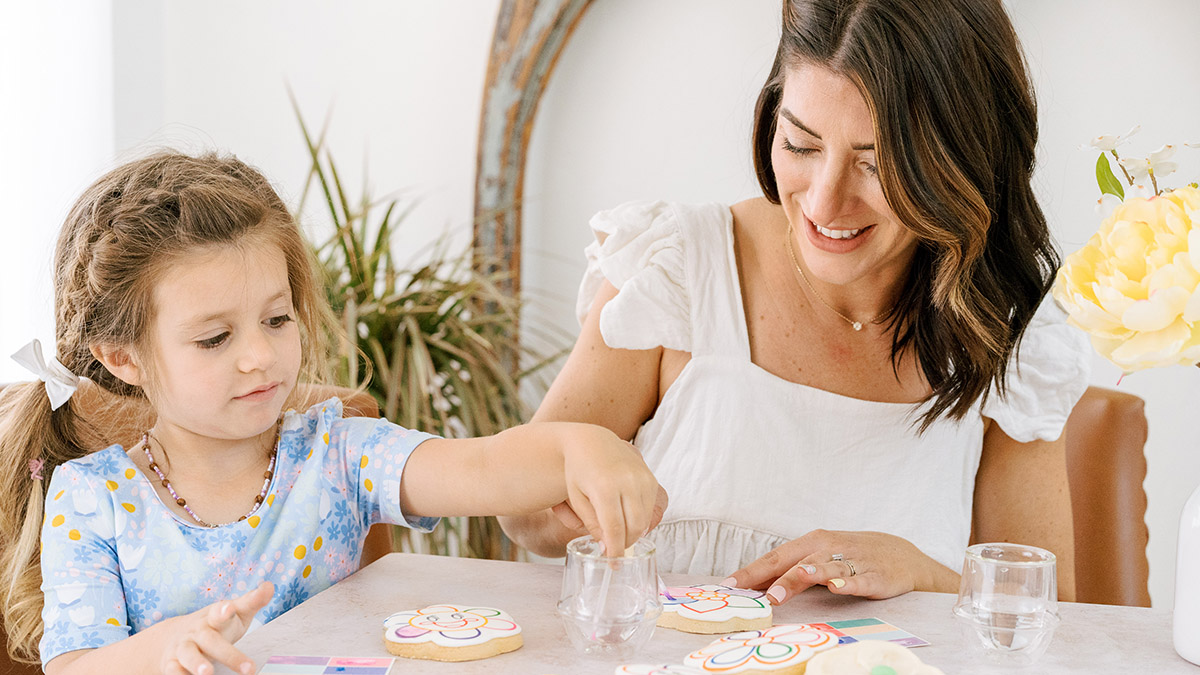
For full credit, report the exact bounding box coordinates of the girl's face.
[144,238,301,441]
[772,64,919,289]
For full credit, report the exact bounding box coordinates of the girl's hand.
[559,427,663,556]
[723,530,959,603]
[159,581,273,675]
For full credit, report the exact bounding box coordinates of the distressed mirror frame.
[472,0,592,311]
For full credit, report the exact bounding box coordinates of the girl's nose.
[238,329,277,373]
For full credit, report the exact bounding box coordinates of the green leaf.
[1096,154,1125,200]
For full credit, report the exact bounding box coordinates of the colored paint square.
[321,667,390,674]
[258,665,328,675]
[826,618,885,629]
[268,656,330,665]
[328,658,393,667]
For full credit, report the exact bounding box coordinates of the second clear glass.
[952,542,1060,666]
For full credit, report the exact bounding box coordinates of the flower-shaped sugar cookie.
[382,604,522,662]
[684,624,840,674]
[658,583,772,634]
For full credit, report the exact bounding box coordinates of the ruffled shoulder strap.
[982,297,1093,442]
[576,200,744,356]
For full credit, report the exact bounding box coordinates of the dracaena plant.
[293,102,567,559]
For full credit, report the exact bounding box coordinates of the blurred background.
[2,0,1198,606]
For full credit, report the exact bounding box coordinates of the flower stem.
[1111,150,1135,186]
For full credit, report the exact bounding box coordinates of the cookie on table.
[805,640,944,675]
[382,604,522,662]
[684,624,840,674]
[658,583,772,634]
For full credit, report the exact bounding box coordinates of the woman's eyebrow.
[779,107,874,151]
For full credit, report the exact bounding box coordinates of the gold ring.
[845,559,857,577]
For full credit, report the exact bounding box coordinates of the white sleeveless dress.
[576,201,1091,576]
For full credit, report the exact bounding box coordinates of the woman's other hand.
[159,581,273,675]
[723,530,958,603]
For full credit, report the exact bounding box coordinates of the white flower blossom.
[1119,144,1179,182]
[1080,124,1140,152]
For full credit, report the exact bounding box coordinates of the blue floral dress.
[38,398,439,666]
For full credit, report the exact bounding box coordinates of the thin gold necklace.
[784,220,888,331]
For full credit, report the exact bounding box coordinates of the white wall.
[0,2,115,377]
[3,0,1197,607]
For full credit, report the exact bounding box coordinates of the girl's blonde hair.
[0,151,338,663]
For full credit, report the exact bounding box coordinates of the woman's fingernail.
[241,662,254,675]
[829,578,846,589]
[720,577,738,588]
[767,585,787,603]
[802,564,817,574]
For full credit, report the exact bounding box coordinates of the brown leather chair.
[0,381,394,671]
[1064,385,1151,607]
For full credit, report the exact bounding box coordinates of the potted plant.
[293,105,567,560]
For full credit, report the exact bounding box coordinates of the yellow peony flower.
[1053,185,1200,371]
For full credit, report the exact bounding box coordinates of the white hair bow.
[11,339,80,411]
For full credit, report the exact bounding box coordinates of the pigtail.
[0,384,87,664]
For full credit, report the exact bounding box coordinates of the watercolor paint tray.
[257,655,397,675]
[812,617,930,648]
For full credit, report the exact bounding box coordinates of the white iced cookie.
[684,624,840,673]
[382,604,523,662]
[805,641,944,675]
[658,584,772,634]
[615,666,706,674]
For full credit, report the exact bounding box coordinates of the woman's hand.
[723,530,958,603]
[158,581,273,675]
[558,426,665,556]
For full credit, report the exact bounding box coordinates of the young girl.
[0,152,663,675]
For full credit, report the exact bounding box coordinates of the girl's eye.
[197,333,228,350]
[266,314,293,329]
[781,138,817,156]
[862,162,879,176]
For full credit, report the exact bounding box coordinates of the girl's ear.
[89,344,144,387]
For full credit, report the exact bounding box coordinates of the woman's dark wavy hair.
[753,0,1059,429]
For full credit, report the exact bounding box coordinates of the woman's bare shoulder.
[730,196,780,221]
[730,197,787,247]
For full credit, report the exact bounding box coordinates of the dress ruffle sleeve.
[575,200,690,352]
[981,297,1093,442]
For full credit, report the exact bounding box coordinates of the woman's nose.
[804,162,851,226]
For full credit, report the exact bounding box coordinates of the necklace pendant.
[852,321,863,331]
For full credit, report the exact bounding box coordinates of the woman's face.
[772,64,919,288]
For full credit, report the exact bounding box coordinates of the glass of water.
[557,535,662,659]
[952,542,1060,666]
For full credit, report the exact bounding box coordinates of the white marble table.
[223,552,1196,674]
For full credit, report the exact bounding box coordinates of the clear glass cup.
[952,542,1060,667]
[557,535,662,659]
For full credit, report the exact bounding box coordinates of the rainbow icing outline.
[684,624,839,672]
[382,604,521,647]
[660,584,771,622]
[615,666,706,675]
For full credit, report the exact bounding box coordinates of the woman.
[501,0,1088,602]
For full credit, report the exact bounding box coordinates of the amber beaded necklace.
[141,428,278,528]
